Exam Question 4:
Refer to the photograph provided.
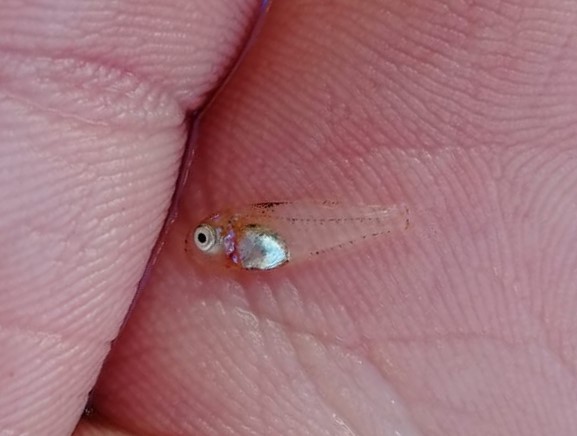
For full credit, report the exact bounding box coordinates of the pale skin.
[1,0,577,434]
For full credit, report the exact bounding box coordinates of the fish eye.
[193,224,217,252]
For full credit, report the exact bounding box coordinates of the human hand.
[3,0,577,435]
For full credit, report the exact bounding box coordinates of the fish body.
[186,200,409,271]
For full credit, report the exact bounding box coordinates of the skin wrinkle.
[1,5,238,100]
[238,292,358,356]
[233,328,282,436]
[331,356,387,435]
[260,343,326,434]
[0,321,112,348]
[243,280,408,435]
[273,329,351,436]
[253,336,321,435]
[292,341,361,436]
[208,286,352,435]
[361,350,422,435]
[227,316,286,428]
[330,338,415,435]
[382,343,473,422]
[0,89,110,127]
[0,27,248,113]
[209,336,261,424]
[0,59,183,129]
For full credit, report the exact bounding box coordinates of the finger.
[0,0,260,434]
[94,0,577,435]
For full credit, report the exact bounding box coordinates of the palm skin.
[2,0,577,435]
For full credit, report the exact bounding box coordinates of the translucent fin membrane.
[243,201,409,261]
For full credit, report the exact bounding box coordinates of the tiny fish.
[185,200,409,271]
